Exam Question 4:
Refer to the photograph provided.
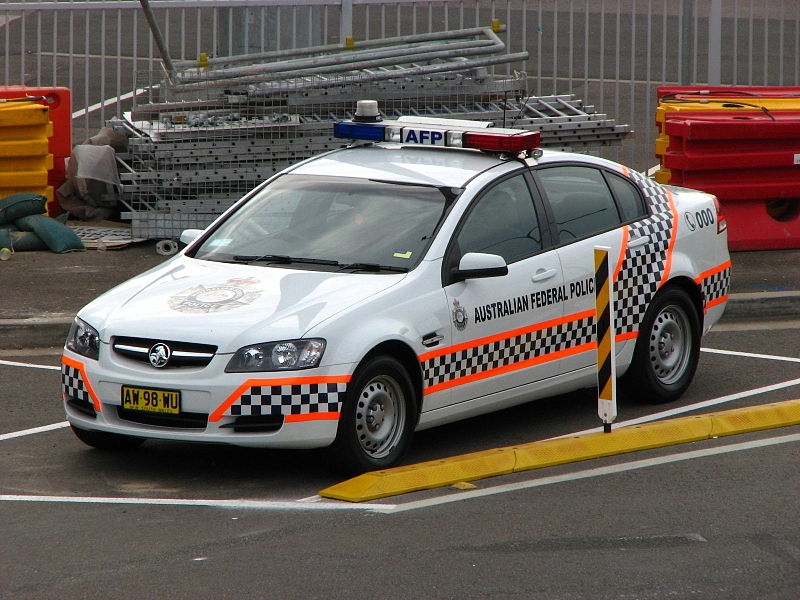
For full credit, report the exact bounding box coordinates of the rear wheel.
[70,425,145,450]
[622,287,701,403]
[329,355,415,474]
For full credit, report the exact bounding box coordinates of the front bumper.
[61,347,352,449]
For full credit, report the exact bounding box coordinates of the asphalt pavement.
[0,241,799,349]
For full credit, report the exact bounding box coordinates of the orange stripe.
[61,355,101,412]
[658,189,679,289]
[284,412,340,423]
[419,309,596,363]
[704,295,729,310]
[424,342,596,395]
[694,259,732,283]
[620,165,630,176]
[209,375,351,422]
[613,225,629,282]
[615,330,639,342]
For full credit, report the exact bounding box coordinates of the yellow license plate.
[121,385,181,415]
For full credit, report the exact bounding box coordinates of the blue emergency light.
[333,121,386,142]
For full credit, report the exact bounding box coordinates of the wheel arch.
[360,340,423,423]
[660,275,704,329]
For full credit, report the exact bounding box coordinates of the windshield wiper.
[232,254,340,267]
[339,262,409,273]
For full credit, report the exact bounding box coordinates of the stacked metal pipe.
[111,27,629,241]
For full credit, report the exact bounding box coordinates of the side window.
[455,174,542,264]
[605,172,647,222]
[537,166,622,243]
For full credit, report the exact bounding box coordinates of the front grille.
[117,406,209,429]
[66,396,97,418]
[221,414,284,433]
[112,336,217,368]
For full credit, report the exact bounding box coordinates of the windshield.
[193,174,450,271]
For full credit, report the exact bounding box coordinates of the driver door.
[425,172,565,411]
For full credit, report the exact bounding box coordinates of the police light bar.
[334,101,541,154]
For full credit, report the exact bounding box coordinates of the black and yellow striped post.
[594,246,617,432]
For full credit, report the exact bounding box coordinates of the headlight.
[225,339,326,372]
[66,318,101,360]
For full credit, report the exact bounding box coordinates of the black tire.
[621,286,701,403]
[70,425,145,451]
[329,355,416,474]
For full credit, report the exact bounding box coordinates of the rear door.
[532,163,650,374]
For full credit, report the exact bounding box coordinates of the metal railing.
[2,0,800,171]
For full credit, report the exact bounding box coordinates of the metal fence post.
[340,0,353,44]
[679,0,694,85]
[708,0,722,84]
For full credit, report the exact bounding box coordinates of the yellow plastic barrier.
[655,96,800,161]
[0,102,53,206]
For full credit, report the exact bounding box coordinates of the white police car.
[62,102,731,472]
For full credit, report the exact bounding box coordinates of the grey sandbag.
[0,229,11,251]
[14,214,84,253]
[0,193,47,225]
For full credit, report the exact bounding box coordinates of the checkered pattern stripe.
[613,171,676,335]
[227,382,346,417]
[700,267,731,305]
[422,316,595,389]
[62,364,91,404]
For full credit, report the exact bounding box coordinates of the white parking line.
[0,422,69,442]
[0,359,59,371]
[701,347,800,363]
[7,375,800,445]
[3,433,797,513]
[553,376,800,439]
[0,494,394,512]
[379,433,800,514]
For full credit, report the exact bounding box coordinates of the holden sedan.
[62,107,730,473]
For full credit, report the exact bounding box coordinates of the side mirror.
[451,252,508,281]
[179,229,202,245]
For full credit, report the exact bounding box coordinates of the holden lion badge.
[452,299,468,331]
[169,278,262,314]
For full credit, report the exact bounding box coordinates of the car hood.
[79,257,405,352]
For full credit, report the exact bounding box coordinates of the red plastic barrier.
[666,168,800,201]
[722,200,800,251]
[662,116,800,171]
[654,86,800,250]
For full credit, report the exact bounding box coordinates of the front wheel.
[329,355,416,474]
[70,425,145,451]
[621,287,701,403]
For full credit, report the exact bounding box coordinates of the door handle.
[531,268,558,282]
[628,234,651,248]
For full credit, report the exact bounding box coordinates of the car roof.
[289,144,518,188]
[289,144,633,188]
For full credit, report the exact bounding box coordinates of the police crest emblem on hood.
[168,278,262,313]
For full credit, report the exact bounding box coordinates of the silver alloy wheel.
[354,374,407,459]
[647,303,692,385]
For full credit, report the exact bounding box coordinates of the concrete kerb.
[722,291,800,321]
[0,316,72,350]
[319,398,800,502]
